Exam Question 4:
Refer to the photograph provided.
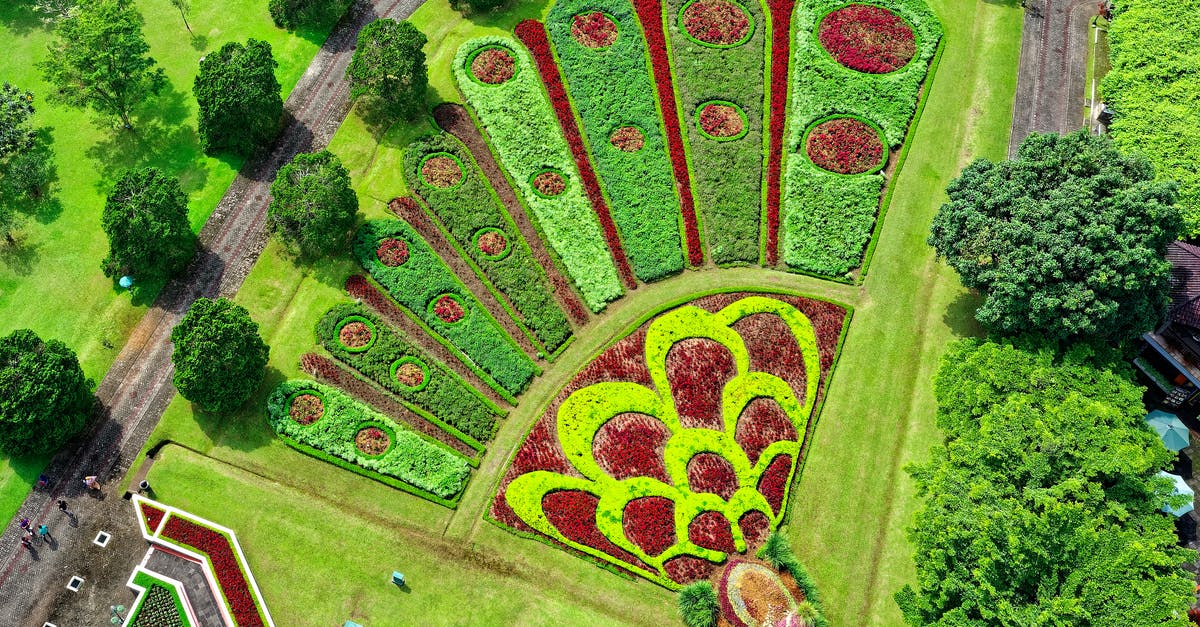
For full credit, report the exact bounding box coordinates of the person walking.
[83,475,100,491]
[18,517,30,531]
[37,524,51,542]
[57,500,69,514]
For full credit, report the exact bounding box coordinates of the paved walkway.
[0,0,424,624]
[1008,0,1096,155]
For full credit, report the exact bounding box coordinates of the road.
[0,0,424,624]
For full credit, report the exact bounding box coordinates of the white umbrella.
[1157,471,1195,517]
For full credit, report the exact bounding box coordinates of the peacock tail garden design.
[266,0,940,606]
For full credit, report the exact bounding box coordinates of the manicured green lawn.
[133,0,1023,624]
[0,0,328,525]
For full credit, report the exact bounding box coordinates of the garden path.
[0,0,426,624]
[1008,0,1095,155]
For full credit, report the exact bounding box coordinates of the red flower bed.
[289,393,324,425]
[470,47,516,84]
[532,171,566,196]
[682,0,751,46]
[698,103,745,138]
[355,426,390,456]
[734,397,796,464]
[395,362,425,387]
[376,238,409,267]
[665,555,716,585]
[687,453,739,499]
[764,0,796,265]
[624,496,676,556]
[543,490,650,570]
[571,12,618,48]
[757,454,792,514]
[141,502,165,532]
[667,338,736,430]
[626,3,704,266]
[161,516,264,627]
[338,321,372,349]
[593,413,672,483]
[688,510,736,553]
[421,155,463,188]
[738,510,771,549]
[806,117,885,174]
[477,231,507,256]
[388,196,421,220]
[515,20,638,289]
[818,4,916,74]
[433,295,465,324]
[610,126,645,152]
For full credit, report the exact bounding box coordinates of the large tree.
[267,150,358,256]
[268,0,351,30]
[101,168,197,283]
[193,39,282,157]
[0,329,93,456]
[929,130,1181,345]
[346,19,428,120]
[39,0,167,130]
[896,339,1196,626]
[171,298,269,415]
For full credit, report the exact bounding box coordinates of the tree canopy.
[346,19,429,120]
[896,339,1196,626]
[0,329,92,456]
[39,0,166,129]
[171,297,269,415]
[0,84,56,243]
[267,150,358,256]
[101,167,197,283]
[1103,0,1200,236]
[194,39,282,157]
[928,130,1181,345]
[268,0,351,30]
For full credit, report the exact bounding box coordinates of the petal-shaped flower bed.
[469,45,517,84]
[697,101,748,141]
[375,238,409,267]
[571,11,618,48]
[288,393,324,426]
[609,125,645,152]
[680,0,753,47]
[804,116,886,174]
[818,4,916,74]
[489,291,848,588]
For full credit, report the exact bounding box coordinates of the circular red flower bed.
[818,4,916,74]
[532,171,566,197]
[395,362,425,388]
[421,155,462,188]
[681,0,751,46]
[610,126,645,152]
[805,117,885,174]
[289,394,324,425]
[470,47,516,84]
[477,230,508,258]
[376,238,409,267]
[355,426,391,456]
[339,321,372,350]
[572,12,618,48]
[432,294,466,324]
[698,102,746,140]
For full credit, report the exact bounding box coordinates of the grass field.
[0,0,329,527]
[133,0,1024,624]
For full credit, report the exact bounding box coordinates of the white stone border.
[121,554,202,627]
[131,494,275,627]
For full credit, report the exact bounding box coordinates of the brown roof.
[1168,242,1200,329]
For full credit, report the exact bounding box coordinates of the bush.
[0,329,92,456]
[677,581,719,627]
[171,298,269,415]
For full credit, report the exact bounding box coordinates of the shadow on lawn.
[0,3,48,37]
[193,366,287,453]
[943,290,984,339]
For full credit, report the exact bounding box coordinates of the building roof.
[1167,242,1200,329]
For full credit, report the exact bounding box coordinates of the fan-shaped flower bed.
[337,316,376,353]
[804,116,886,174]
[475,228,510,260]
[531,170,567,197]
[609,126,645,152]
[289,393,324,425]
[355,426,392,457]
[469,46,517,84]
[432,294,466,324]
[818,4,916,74]
[571,12,618,48]
[697,101,748,140]
[376,238,409,267]
[392,358,428,390]
[681,0,752,47]
[420,154,464,189]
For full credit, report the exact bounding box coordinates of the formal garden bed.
[126,569,194,627]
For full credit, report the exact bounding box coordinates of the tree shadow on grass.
[0,231,41,276]
[943,290,985,339]
[190,33,209,52]
[0,2,48,37]
[194,366,286,454]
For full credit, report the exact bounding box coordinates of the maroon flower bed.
[571,12,618,48]
[375,238,409,267]
[624,496,676,556]
[532,171,566,196]
[668,338,737,431]
[689,510,736,553]
[421,155,463,188]
[289,393,324,426]
[515,20,638,289]
[338,321,372,349]
[161,516,264,627]
[432,295,465,324]
[478,231,507,256]
[698,103,745,138]
[610,126,645,152]
[682,0,751,46]
[594,413,672,483]
[819,4,916,74]
[141,502,166,532]
[757,454,792,514]
[738,511,771,549]
[764,0,796,265]
[470,47,516,84]
[355,426,391,456]
[735,397,796,464]
[806,117,885,174]
[543,490,651,570]
[687,453,739,499]
[629,2,703,266]
[395,362,425,387]
[665,555,715,585]
[388,196,421,220]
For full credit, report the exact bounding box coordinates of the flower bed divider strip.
[514,19,640,290]
[763,0,796,266]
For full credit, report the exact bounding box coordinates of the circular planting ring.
[609,126,645,152]
[288,393,324,426]
[376,237,410,267]
[697,101,749,141]
[391,357,431,391]
[420,153,464,189]
[337,316,377,353]
[431,293,467,324]
[469,45,518,84]
[680,0,754,48]
[571,12,618,48]
[475,227,511,261]
[718,560,803,627]
[531,170,568,197]
[818,4,916,74]
[355,425,392,457]
[804,116,887,175]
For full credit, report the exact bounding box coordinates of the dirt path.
[0,1,425,624]
[1008,0,1095,155]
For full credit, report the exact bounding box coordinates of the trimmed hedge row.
[353,219,538,396]
[316,302,503,443]
[663,0,767,266]
[454,36,624,312]
[267,380,471,502]
[403,133,572,354]
[780,0,941,276]
[546,0,686,282]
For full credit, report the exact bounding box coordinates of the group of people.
[14,471,94,551]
